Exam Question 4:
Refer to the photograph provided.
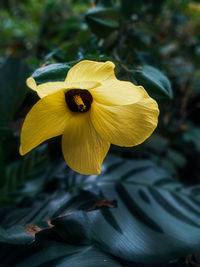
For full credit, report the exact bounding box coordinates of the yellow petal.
[20,90,70,155]
[62,113,110,175]
[65,60,115,84]
[90,89,159,147]
[90,80,143,106]
[26,77,68,98]
[26,78,101,98]
[26,77,37,90]
[67,81,101,90]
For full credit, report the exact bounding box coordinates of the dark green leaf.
[51,156,200,263]
[0,225,33,245]
[1,156,200,264]
[31,63,71,84]
[2,241,121,267]
[182,123,200,152]
[120,0,143,16]
[131,65,173,100]
[85,7,119,38]
[1,145,49,203]
[0,56,29,128]
[0,143,6,187]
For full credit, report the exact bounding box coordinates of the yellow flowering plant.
[20,60,159,175]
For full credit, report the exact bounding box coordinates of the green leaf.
[1,145,49,203]
[182,122,200,152]
[31,63,71,84]
[0,225,32,245]
[131,65,173,100]
[144,135,187,176]
[120,0,143,16]
[1,241,121,267]
[51,156,200,263]
[0,143,6,187]
[99,0,114,7]
[0,56,29,128]
[85,7,119,38]
[1,155,200,264]
[193,74,200,93]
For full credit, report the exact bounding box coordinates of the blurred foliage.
[0,0,200,266]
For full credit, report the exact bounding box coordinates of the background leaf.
[51,155,200,263]
[0,145,50,203]
[85,7,119,38]
[131,65,173,100]
[1,155,200,264]
[0,56,29,128]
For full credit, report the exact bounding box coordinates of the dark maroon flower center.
[65,89,93,113]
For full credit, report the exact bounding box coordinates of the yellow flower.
[20,60,159,175]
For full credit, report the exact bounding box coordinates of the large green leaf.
[31,63,71,84]
[85,7,119,38]
[0,241,121,267]
[131,65,173,100]
[49,156,200,262]
[0,56,29,128]
[1,155,200,264]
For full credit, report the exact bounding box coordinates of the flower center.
[65,89,93,113]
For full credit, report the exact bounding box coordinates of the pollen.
[65,89,93,113]
[73,95,87,111]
